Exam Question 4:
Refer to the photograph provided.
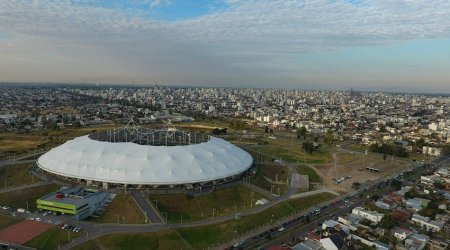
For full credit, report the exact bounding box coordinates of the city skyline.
[1,0,450,93]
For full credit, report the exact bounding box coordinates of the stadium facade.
[36,125,253,191]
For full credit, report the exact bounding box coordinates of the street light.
[212,208,217,218]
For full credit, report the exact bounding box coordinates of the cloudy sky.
[0,0,449,92]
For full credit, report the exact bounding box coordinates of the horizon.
[0,81,449,96]
[0,1,450,93]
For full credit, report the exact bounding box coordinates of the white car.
[278,227,286,232]
[35,218,43,222]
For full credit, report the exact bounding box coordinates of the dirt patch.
[314,152,411,193]
[0,220,53,244]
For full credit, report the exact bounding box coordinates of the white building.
[352,207,384,223]
[411,214,444,232]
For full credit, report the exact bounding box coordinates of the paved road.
[130,190,164,224]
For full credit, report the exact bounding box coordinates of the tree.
[390,179,402,191]
[302,142,315,154]
[352,182,361,190]
[379,213,397,229]
[324,128,334,145]
[297,126,307,139]
[383,153,387,161]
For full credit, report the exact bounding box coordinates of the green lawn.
[98,231,186,250]
[178,193,336,249]
[89,193,145,224]
[25,227,82,250]
[250,163,289,195]
[71,240,100,250]
[149,185,265,223]
[0,214,20,230]
[287,193,336,211]
[0,184,59,212]
[296,164,321,183]
[0,162,34,189]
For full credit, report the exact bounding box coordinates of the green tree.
[297,126,307,139]
[324,128,334,145]
[379,213,397,229]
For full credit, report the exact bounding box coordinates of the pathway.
[130,190,164,224]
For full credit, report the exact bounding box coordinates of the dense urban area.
[0,85,449,250]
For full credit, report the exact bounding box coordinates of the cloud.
[0,0,449,90]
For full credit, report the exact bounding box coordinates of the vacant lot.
[89,193,145,224]
[149,185,265,223]
[296,164,321,183]
[316,152,411,192]
[250,162,289,194]
[0,163,34,188]
[0,184,59,211]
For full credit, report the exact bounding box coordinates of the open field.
[0,184,59,211]
[71,240,100,250]
[0,215,20,230]
[0,163,34,188]
[25,227,82,250]
[316,152,411,193]
[0,125,119,159]
[89,193,145,224]
[250,163,289,195]
[296,164,321,183]
[0,138,45,160]
[178,193,336,249]
[98,230,186,250]
[149,185,266,223]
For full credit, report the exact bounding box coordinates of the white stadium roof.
[37,135,253,185]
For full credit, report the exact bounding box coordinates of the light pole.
[152,199,158,210]
[26,201,29,212]
[162,212,168,223]
[212,208,217,218]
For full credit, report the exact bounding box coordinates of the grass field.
[250,163,289,195]
[89,193,145,224]
[25,227,82,250]
[0,214,20,230]
[0,138,45,160]
[0,163,34,188]
[71,240,100,250]
[149,185,265,223]
[97,230,186,250]
[0,184,59,211]
[296,164,321,183]
[178,193,336,249]
[0,125,119,159]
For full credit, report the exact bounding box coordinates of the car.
[278,227,286,232]
[61,224,68,229]
[28,217,35,220]
[35,218,43,222]
[344,199,349,203]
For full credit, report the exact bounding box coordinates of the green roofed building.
[37,186,109,220]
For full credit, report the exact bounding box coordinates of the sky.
[0,0,450,93]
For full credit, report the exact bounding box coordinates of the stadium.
[35,124,254,191]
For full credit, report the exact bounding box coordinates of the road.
[130,190,164,223]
